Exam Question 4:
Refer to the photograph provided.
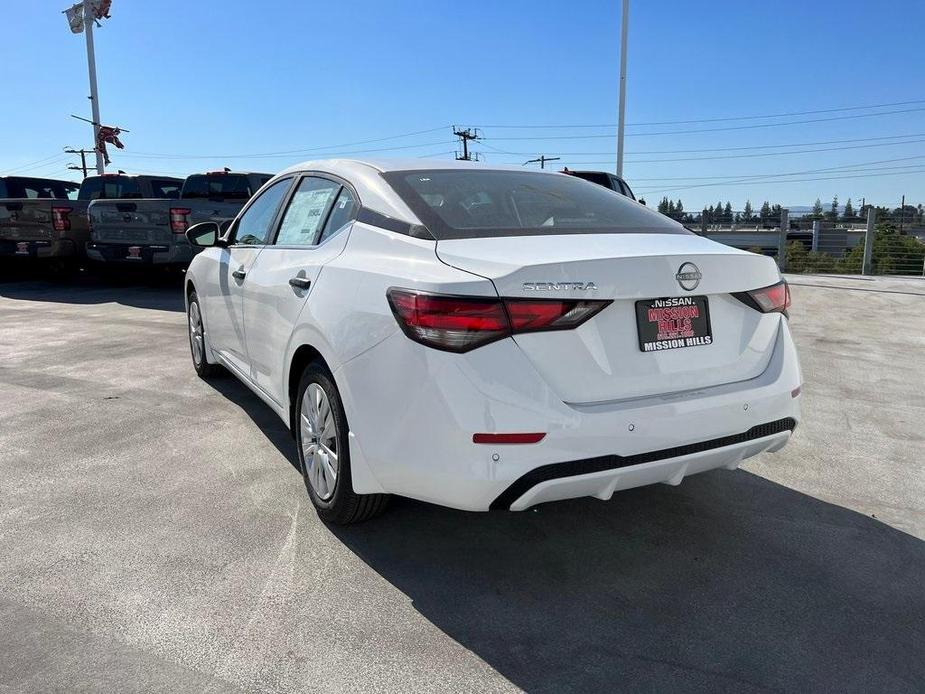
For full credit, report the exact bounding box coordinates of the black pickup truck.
[0,173,182,270]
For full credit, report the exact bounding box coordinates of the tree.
[811,198,824,219]
[825,195,839,221]
[759,201,772,226]
[843,198,855,220]
[838,221,925,274]
[743,200,754,222]
[724,202,733,224]
[675,199,684,220]
[658,196,670,215]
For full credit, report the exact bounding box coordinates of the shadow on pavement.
[203,373,301,474]
[0,267,184,313]
[328,472,925,693]
[201,363,925,691]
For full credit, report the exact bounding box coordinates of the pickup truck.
[561,169,637,200]
[0,173,182,269]
[86,170,271,268]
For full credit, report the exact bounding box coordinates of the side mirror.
[186,221,224,247]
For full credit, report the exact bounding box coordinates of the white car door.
[205,177,293,377]
[242,175,358,405]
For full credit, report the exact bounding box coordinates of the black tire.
[295,362,390,524]
[187,291,223,379]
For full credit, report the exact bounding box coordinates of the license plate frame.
[635,295,713,353]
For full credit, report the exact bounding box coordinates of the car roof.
[272,158,568,224]
[278,157,561,177]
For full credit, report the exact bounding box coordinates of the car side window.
[318,187,358,244]
[234,178,291,245]
[274,177,341,247]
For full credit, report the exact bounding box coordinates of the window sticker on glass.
[276,180,339,246]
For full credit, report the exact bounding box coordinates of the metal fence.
[680,208,925,277]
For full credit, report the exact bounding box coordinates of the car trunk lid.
[436,232,783,403]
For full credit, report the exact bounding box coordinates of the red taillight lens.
[505,299,610,332]
[387,290,509,352]
[170,207,191,234]
[736,280,791,314]
[51,206,72,232]
[387,289,611,352]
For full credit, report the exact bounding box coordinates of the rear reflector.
[387,288,611,352]
[733,280,791,315]
[791,385,802,398]
[473,433,546,444]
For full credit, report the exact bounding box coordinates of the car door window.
[234,178,290,245]
[318,187,358,244]
[274,177,341,247]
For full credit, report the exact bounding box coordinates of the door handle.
[288,276,312,290]
[232,267,246,281]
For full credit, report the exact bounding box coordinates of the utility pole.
[616,0,630,178]
[453,127,481,161]
[899,194,905,234]
[523,155,560,169]
[64,147,93,178]
[82,0,105,174]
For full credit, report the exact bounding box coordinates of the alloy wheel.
[189,301,204,365]
[300,383,338,501]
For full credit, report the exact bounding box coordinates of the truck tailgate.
[89,200,174,244]
[0,199,57,240]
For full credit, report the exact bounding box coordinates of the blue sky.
[4,0,924,209]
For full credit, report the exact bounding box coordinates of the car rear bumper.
[86,241,196,266]
[0,239,76,259]
[335,316,802,512]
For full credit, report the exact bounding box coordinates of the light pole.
[616,0,629,178]
[82,0,105,174]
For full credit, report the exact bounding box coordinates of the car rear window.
[569,171,612,188]
[79,176,142,200]
[181,174,254,201]
[382,169,685,240]
[1,177,79,199]
[148,179,181,199]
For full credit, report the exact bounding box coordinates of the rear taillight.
[387,289,611,353]
[170,207,191,234]
[734,280,791,315]
[51,206,72,232]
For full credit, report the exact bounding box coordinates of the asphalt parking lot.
[1,270,923,693]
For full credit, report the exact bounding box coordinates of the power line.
[639,168,925,194]
[489,132,925,157]
[473,98,925,129]
[640,156,925,193]
[3,153,70,174]
[122,139,457,161]
[482,106,925,140]
[635,156,925,194]
[530,137,925,167]
[128,125,450,160]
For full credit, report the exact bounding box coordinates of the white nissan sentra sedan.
[183,159,801,524]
